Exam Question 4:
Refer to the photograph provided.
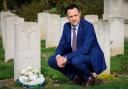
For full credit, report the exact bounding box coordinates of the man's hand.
[56,55,67,68]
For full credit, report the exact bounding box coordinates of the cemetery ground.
[0,38,128,89]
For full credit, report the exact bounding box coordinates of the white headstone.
[0,11,15,49]
[14,22,41,80]
[103,0,126,20]
[60,17,69,36]
[93,20,110,74]
[46,14,61,48]
[5,16,24,62]
[109,17,124,56]
[84,15,98,23]
[0,12,4,38]
[123,1,128,20]
[38,12,49,40]
[124,23,128,38]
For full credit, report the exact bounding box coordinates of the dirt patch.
[0,78,13,87]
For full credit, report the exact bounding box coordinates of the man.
[48,4,106,86]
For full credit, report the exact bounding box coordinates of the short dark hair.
[65,4,80,14]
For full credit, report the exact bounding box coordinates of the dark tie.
[72,27,77,51]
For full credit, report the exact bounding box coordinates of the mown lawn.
[0,38,128,89]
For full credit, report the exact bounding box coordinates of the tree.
[3,0,8,11]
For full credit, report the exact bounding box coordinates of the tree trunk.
[3,0,8,11]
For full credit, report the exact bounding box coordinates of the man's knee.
[71,55,90,66]
[72,55,91,64]
[71,57,81,67]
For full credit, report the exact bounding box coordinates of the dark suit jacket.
[56,19,107,75]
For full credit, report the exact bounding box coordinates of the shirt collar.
[71,23,79,30]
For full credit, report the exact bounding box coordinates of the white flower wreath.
[18,66,45,87]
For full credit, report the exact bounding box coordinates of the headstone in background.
[124,22,128,38]
[46,14,61,48]
[60,17,69,32]
[14,22,40,80]
[84,15,98,23]
[123,1,128,20]
[5,16,24,62]
[93,20,110,74]
[0,11,15,49]
[60,17,69,37]
[84,14,110,73]
[38,12,49,40]
[109,17,124,56]
[103,0,128,20]
[103,0,124,20]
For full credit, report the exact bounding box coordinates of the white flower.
[29,75,37,80]
[34,68,39,74]
[20,69,26,75]
[24,71,29,76]
[18,66,45,86]
[27,66,32,70]
[28,71,33,76]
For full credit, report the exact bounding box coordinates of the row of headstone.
[0,11,126,79]
[103,0,127,56]
[38,13,126,74]
[0,0,127,83]
[38,12,125,57]
[0,11,41,80]
[103,0,128,40]
[38,13,67,48]
[37,13,110,74]
[85,15,125,73]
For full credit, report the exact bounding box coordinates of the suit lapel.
[67,23,71,44]
[77,19,83,43]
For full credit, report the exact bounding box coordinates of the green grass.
[0,38,128,89]
[0,37,4,63]
[124,38,128,54]
[43,80,128,89]
[0,37,13,80]
[111,39,128,74]
[111,55,128,74]
[0,62,14,79]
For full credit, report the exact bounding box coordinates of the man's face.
[67,8,81,26]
